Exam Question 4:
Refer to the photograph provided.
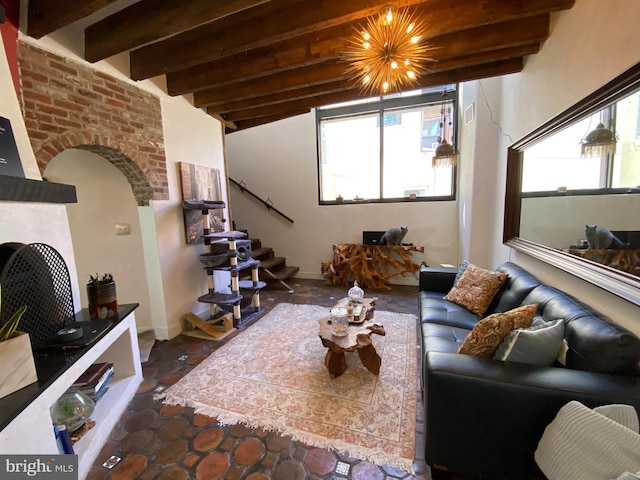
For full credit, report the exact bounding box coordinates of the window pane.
[382,104,453,198]
[317,88,457,203]
[522,113,603,192]
[319,113,380,201]
[612,90,640,188]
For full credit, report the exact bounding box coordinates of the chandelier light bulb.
[385,8,393,25]
[344,6,433,95]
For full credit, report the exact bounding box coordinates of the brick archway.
[18,41,168,204]
[36,132,154,206]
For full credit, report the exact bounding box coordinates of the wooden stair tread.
[259,256,285,270]
[251,247,272,258]
[262,265,299,281]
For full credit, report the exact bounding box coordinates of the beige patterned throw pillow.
[444,263,508,316]
[459,304,538,358]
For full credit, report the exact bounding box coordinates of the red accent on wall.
[0,0,20,95]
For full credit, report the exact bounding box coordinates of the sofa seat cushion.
[419,291,479,330]
[422,322,471,354]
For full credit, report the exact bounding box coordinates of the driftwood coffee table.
[318,299,385,378]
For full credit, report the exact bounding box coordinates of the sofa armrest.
[423,351,640,474]
[418,266,456,293]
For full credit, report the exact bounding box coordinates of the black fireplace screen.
[0,242,75,348]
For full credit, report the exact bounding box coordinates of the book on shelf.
[81,365,114,396]
[91,385,110,404]
[73,362,112,387]
[88,368,114,403]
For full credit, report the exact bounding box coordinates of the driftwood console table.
[321,243,424,290]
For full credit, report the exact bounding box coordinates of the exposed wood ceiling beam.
[129,0,573,81]
[214,80,358,114]
[129,0,447,80]
[194,60,351,108]
[213,46,537,115]
[221,58,524,130]
[225,110,311,133]
[85,0,271,63]
[168,14,548,96]
[23,0,576,131]
[27,0,119,38]
[166,23,351,96]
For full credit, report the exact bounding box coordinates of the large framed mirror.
[504,60,640,306]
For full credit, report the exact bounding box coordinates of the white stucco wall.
[489,0,640,334]
[0,32,81,310]
[226,112,458,284]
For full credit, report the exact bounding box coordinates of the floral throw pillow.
[444,263,508,316]
[459,304,538,358]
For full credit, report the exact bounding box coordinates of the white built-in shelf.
[0,304,142,480]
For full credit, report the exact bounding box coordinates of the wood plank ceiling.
[26,0,575,133]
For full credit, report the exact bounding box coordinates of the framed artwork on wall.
[179,162,225,244]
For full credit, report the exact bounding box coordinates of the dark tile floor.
[85,279,543,480]
[86,278,430,480]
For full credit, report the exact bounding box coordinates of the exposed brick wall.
[17,41,168,205]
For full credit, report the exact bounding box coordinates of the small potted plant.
[86,273,118,318]
[0,285,36,399]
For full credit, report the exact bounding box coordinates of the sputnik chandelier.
[344,6,433,95]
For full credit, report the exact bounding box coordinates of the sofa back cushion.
[444,263,508,316]
[488,262,542,314]
[522,284,640,375]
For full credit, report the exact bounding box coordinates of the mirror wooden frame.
[503,60,640,306]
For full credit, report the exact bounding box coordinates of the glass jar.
[50,389,95,432]
[348,281,364,303]
[330,306,349,337]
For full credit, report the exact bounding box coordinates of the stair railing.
[230,178,294,223]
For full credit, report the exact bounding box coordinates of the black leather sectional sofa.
[418,261,640,475]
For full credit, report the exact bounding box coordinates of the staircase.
[239,234,299,292]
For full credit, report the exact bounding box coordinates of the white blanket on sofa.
[535,400,640,480]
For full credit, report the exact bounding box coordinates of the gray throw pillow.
[494,319,565,366]
[453,260,469,286]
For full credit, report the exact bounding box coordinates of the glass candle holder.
[330,307,349,337]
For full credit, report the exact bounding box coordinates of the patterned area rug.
[160,303,418,473]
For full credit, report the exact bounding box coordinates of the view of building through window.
[522,89,640,193]
[317,87,457,203]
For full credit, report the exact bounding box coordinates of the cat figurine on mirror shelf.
[379,226,408,246]
[584,224,628,250]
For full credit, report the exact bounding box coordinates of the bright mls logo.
[1,455,77,479]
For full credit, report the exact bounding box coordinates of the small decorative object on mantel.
[86,273,117,319]
[0,285,35,400]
